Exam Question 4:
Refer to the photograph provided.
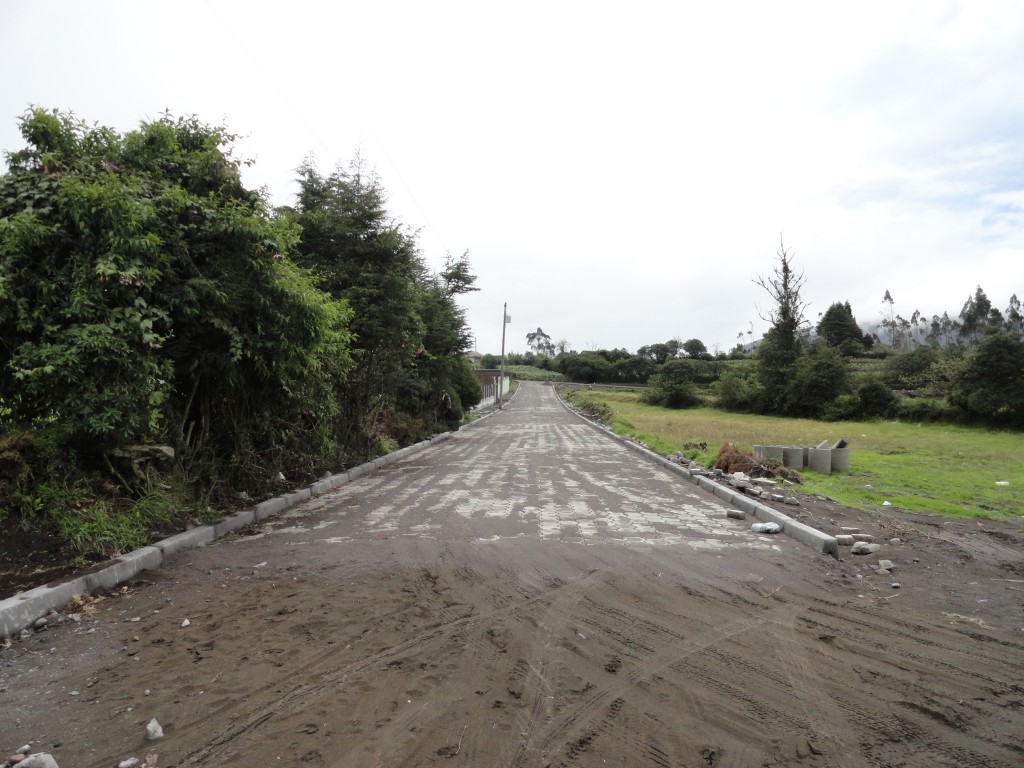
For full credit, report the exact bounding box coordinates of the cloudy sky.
[2,1,1022,355]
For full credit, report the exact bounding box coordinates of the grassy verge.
[564,388,1022,521]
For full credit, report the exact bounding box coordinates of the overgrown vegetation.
[0,108,480,559]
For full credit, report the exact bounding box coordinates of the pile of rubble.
[666,444,803,507]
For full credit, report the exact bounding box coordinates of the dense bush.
[883,347,939,389]
[952,331,1024,427]
[642,359,702,408]
[715,367,762,411]
[783,343,850,418]
[0,108,481,555]
[857,380,896,417]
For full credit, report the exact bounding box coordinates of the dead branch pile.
[714,443,802,484]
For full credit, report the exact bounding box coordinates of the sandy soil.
[2,384,1023,767]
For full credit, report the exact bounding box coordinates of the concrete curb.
[553,388,839,559]
[0,428,465,639]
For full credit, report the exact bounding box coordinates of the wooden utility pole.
[499,302,509,409]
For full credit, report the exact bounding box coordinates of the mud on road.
[3,383,1023,767]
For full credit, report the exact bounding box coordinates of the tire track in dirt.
[176,563,602,766]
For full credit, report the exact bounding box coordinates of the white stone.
[851,541,881,555]
[145,718,164,740]
[19,755,60,768]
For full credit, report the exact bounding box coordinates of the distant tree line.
[0,108,481,552]
[485,244,1024,429]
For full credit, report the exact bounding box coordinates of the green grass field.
[564,388,1022,521]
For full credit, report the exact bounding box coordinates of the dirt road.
[3,382,1023,767]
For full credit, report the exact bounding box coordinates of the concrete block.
[782,519,839,557]
[156,526,216,557]
[782,447,804,468]
[751,504,790,528]
[1,574,92,638]
[732,496,758,515]
[284,487,311,505]
[310,480,330,496]
[214,508,255,537]
[762,445,784,461]
[694,476,718,494]
[83,547,160,592]
[328,471,350,488]
[254,496,287,519]
[348,465,365,479]
[753,444,764,459]
[831,447,850,472]
[121,545,164,571]
[808,448,832,474]
[712,483,739,504]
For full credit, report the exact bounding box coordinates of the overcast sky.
[2,1,1022,355]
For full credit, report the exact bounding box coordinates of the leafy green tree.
[642,358,700,409]
[715,366,762,411]
[857,380,895,418]
[553,352,615,383]
[783,342,850,418]
[0,108,351,487]
[958,285,995,346]
[816,301,869,353]
[926,311,960,349]
[1004,294,1024,339]
[881,289,898,347]
[402,252,482,429]
[952,330,1024,426]
[526,327,554,357]
[613,355,656,383]
[682,338,711,359]
[883,347,939,389]
[292,158,427,453]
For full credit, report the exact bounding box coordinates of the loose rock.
[851,542,882,555]
[726,509,746,520]
[118,758,140,768]
[851,533,875,543]
[835,535,855,546]
[145,719,164,740]
[878,560,895,571]
[17,755,59,768]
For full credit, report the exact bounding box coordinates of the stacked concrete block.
[782,447,805,469]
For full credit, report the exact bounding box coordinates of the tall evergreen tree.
[815,301,868,351]
[754,238,807,411]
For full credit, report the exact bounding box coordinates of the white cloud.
[1,0,1022,353]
